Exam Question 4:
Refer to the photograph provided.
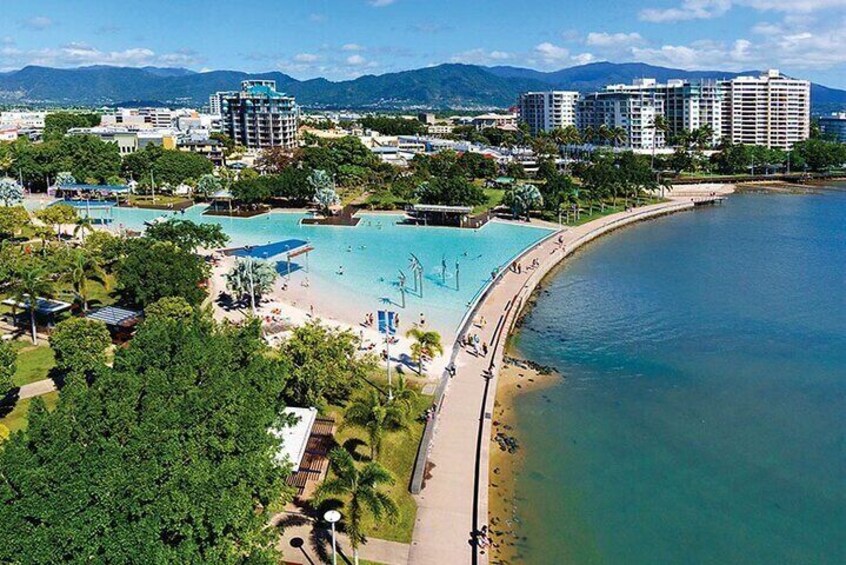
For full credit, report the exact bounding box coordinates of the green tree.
[151,149,214,186]
[36,204,78,239]
[145,218,229,251]
[343,389,409,460]
[143,296,195,322]
[49,317,111,377]
[280,321,371,407]
[10,263,54,344]
[195,173,222,199]
[313,448,398,565]
[55,171,77,187]
[43,112,100,141]
[309,169,340,214]
[415,177,486,207]
[0,206,30,239]
[0,340,16,396]
[0,315,290,563]
[503,183,543,221]
[116,239,210,307]
[55,135,121,183]
[225,258,278,310]
[406,328,444,375]
[59,248,106,311]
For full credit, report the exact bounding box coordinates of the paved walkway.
[18,378,57,400]
[276,511,411,565]
[409,198,707,565]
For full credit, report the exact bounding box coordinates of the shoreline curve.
[409,194,729,565]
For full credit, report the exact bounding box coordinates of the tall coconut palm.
[343,389,409,460]
[649,115,669,170]
[61,249,106,311]
[390,375,419,415]
[406,328,444,375]
[313,448,398,565]
[582,126,596,145]
[11,264,53,344]
[597,124,611,146]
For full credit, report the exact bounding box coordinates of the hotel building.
[220,80,298,149]
[719,70,810,149]
[517,91,580,135]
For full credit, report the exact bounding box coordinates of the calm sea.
[509,188,846,564]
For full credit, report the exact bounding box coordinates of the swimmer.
[338,266,344,275]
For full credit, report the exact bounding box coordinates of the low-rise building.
[471,113,518,131]
[178,139,225,167]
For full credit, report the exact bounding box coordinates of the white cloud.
[585,32,644,47]
[450,48,512,65]
[534,42,570,63]
[572,52,597,65]
[346,54,367,65]
[22,16,53,30]
[0,42,205,70]
[294,53,320,63]
[640,0,731,23]
[629,15,846,71]
[342,43,364,51]
[640,0,845,22]
[368,0,396,6]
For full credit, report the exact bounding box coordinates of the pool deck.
[408,195,728,565]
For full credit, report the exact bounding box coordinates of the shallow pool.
[105,205,554,334]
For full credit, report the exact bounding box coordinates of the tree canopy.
[43,112,100,141]
[0,315,291,564]
[116,239,210,307]
[145,219,229,252]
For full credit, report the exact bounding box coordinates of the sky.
[1,0,845,88]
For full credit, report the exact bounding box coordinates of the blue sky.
[2,0,845,87]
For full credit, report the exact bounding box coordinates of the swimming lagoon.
[82,203,553,334]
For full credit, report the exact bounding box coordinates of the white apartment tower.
[577,90,665,150]
[720,69,810,149]
[517,91,580,135]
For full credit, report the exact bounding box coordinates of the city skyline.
[1,0,845,88]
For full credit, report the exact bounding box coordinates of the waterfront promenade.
[409,196,718,565]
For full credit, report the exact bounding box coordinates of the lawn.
[126,195,193,209]
[473,187,505,214]
[0,391,59,434]
[322,375,433,543]
[11,342,55,387]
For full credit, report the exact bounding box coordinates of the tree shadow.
[0,389,21,418]
[342,438,370,462]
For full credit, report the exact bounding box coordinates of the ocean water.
[508,189,846,564]
[50,202,551,334]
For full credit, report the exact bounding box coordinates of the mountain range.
[0,62,843,113]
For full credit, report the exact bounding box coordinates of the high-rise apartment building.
[577,90,665,150]
[517,91,580,135]
[220,80,298,149]
[720,70,810,149]
[602,78,723,146]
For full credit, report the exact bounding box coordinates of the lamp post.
[324,510,341,565]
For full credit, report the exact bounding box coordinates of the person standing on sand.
[419,312,425,326]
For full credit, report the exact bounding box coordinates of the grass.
[0,391,59,434]
[473,187,505,214]
[322,374,433,543]
[11,342,55,387]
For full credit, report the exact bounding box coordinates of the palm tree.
[648,115,669,170]
[406,328,444,375]
[12,264,53,344]
[582,126,596,145]
[73,215,95,243]
[390,375,418,416]
[609,126,627,148]
[343,389,409,460]
[597,124,611,146]
[61,249,106,311]
[313,448,398,565]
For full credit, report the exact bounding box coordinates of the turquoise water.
[72,203,552,333]
[508,190,846,564]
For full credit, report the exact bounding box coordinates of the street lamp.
[324,510,341,565]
